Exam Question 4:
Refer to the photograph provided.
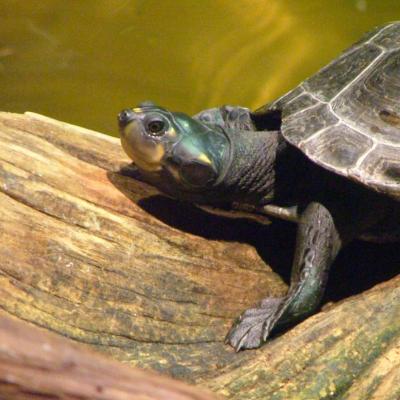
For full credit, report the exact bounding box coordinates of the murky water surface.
[0,1,399,135]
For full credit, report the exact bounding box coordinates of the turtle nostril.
[118,109,135,126]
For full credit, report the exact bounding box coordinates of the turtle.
[117,22,400,351]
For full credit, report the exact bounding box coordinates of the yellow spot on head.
[167,127,177,137]
[197,153,212,165]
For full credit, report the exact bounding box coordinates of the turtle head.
[118,102,231,203]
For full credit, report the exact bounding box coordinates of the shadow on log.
[0,112,399,399]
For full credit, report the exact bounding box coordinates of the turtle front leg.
[226,202,342,351]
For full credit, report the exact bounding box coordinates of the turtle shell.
[267,22,400,200]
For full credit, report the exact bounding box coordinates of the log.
[0,313,218,399]
[0,111,399,399]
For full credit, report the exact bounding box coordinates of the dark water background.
[1,0,400,135]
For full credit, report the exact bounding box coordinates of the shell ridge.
[279,89,305,106]
[328,47,385,105]
[298,122,341,147]
[353,142,378,169]
[328,104,377,144]
[365,22,396,45]
[286,101,322,119]
[300,85,327,104]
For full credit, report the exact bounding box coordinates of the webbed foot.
[225,297,284,351]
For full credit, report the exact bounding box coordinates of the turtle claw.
[225,297,284,351]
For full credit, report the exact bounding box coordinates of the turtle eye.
[147,119,167,136]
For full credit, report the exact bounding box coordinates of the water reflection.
[0,0,399,134]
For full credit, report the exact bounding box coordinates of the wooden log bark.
[0,111,399,399]
[0,312,218,400]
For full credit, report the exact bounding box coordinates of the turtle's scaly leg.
[226,202,342,351]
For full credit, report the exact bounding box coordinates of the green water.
[0,0,399,135]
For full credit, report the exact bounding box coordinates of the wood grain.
[0,111,398,399]
[0,312,219,400]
